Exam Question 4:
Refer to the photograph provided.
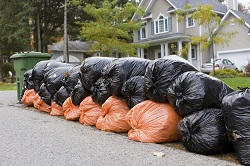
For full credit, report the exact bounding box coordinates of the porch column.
[164,43,169,56]
[188,43,192,64]
[141,48,145,59]
[137,48,141,58]
[161,44,165,57]
[178,40,182,56]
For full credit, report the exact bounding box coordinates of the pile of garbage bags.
[20,56,249,165]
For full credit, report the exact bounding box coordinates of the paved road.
[0,91,241,166]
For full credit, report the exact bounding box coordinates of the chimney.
[226,0,238,11]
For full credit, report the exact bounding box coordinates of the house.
[133,0,250,70]
[48,40,96,64]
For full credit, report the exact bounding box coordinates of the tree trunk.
[63,0,69,63]
[212,40,216,76]
[0,48,3,81]
[37,13,41,52]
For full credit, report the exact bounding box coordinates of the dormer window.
[186,15,195,28]
[154,15,169,34]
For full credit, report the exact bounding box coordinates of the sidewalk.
[0,91,241,166]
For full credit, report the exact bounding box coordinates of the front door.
[155,49,161,59]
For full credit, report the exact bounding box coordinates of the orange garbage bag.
[21,89,36,106]
[79,96,102,126]
[50,102,64,116]
[126,100,182,143]
[33,93,51,113]
[63,97,81,120]
[96,96,131,132]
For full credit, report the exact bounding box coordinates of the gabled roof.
[221,9,250,28]
[231,10,250,27]
[167,0,227,14]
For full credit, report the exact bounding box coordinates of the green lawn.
[220,77,250,90]
[0,83,17,91]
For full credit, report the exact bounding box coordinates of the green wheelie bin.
[10,52,52,100]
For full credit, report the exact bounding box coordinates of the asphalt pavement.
[0,91,241,166]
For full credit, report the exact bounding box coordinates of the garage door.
[218,49,250,71]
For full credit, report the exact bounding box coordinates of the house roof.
[135,33,191,44]
[231,9,250,27]
[167,0,227,14]
[48,40,91,53]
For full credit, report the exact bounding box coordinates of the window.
[140,27,146,39]
[186,15,195,28]
[154,15,169,34]
[191,45,197,59]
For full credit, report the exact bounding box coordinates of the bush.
[244,63,250,77]
[209,69,239,78]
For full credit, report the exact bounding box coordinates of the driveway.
[0,91,241,166]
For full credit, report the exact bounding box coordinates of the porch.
[137,40,202,70]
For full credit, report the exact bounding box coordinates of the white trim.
[221,10,250,29]
[132,0,145,20]
[140,26,147,40]
[154,14,169,34]
[186,15,195,28]
[145,0,153,12]
[141,13,152,20]
[168,10,175,13]
[218,48,250,54]
[212,10,226,15]
[217,48,250,58]
[199,25,202,36]
[248,33,250,36]
[191,45,197,60]
[165,0,177,9]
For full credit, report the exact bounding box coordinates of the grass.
[220,77,250,90]
[0,82,17,91]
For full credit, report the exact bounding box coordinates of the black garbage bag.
[32,60,52,92]
[44,66,73,96]
[53,86,70,106]
[20,69,34,101]
[62,66,81,93]
[71,80,91,105]
[44,61,74,75]
[91,77,112,105]
[24,69,34,90]
[144,55,198,103]
[102,57,150,96]
[38,83,52,105]
[222,89,250,166]
[167,71,234,117]
[121,76,147,108]
[80,57,114,90]
[179,108,231,155]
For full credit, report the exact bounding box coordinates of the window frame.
[154,15,169,35]
[140,26,147,39]
[191,45,197,60]
[186,15,195,28]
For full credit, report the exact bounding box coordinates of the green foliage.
[1,63,14,78]
[220,77,250,90]
[209,68,240,78]
[175,4,242,52]
[78,0,145,56]
[244,62,250,73]
[180,43,190,59]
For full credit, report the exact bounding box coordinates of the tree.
[75,0,144,56]
[176,5,242,75]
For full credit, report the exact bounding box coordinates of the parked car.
[201,58,238,73]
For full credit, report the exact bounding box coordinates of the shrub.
[209,69,239,78]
